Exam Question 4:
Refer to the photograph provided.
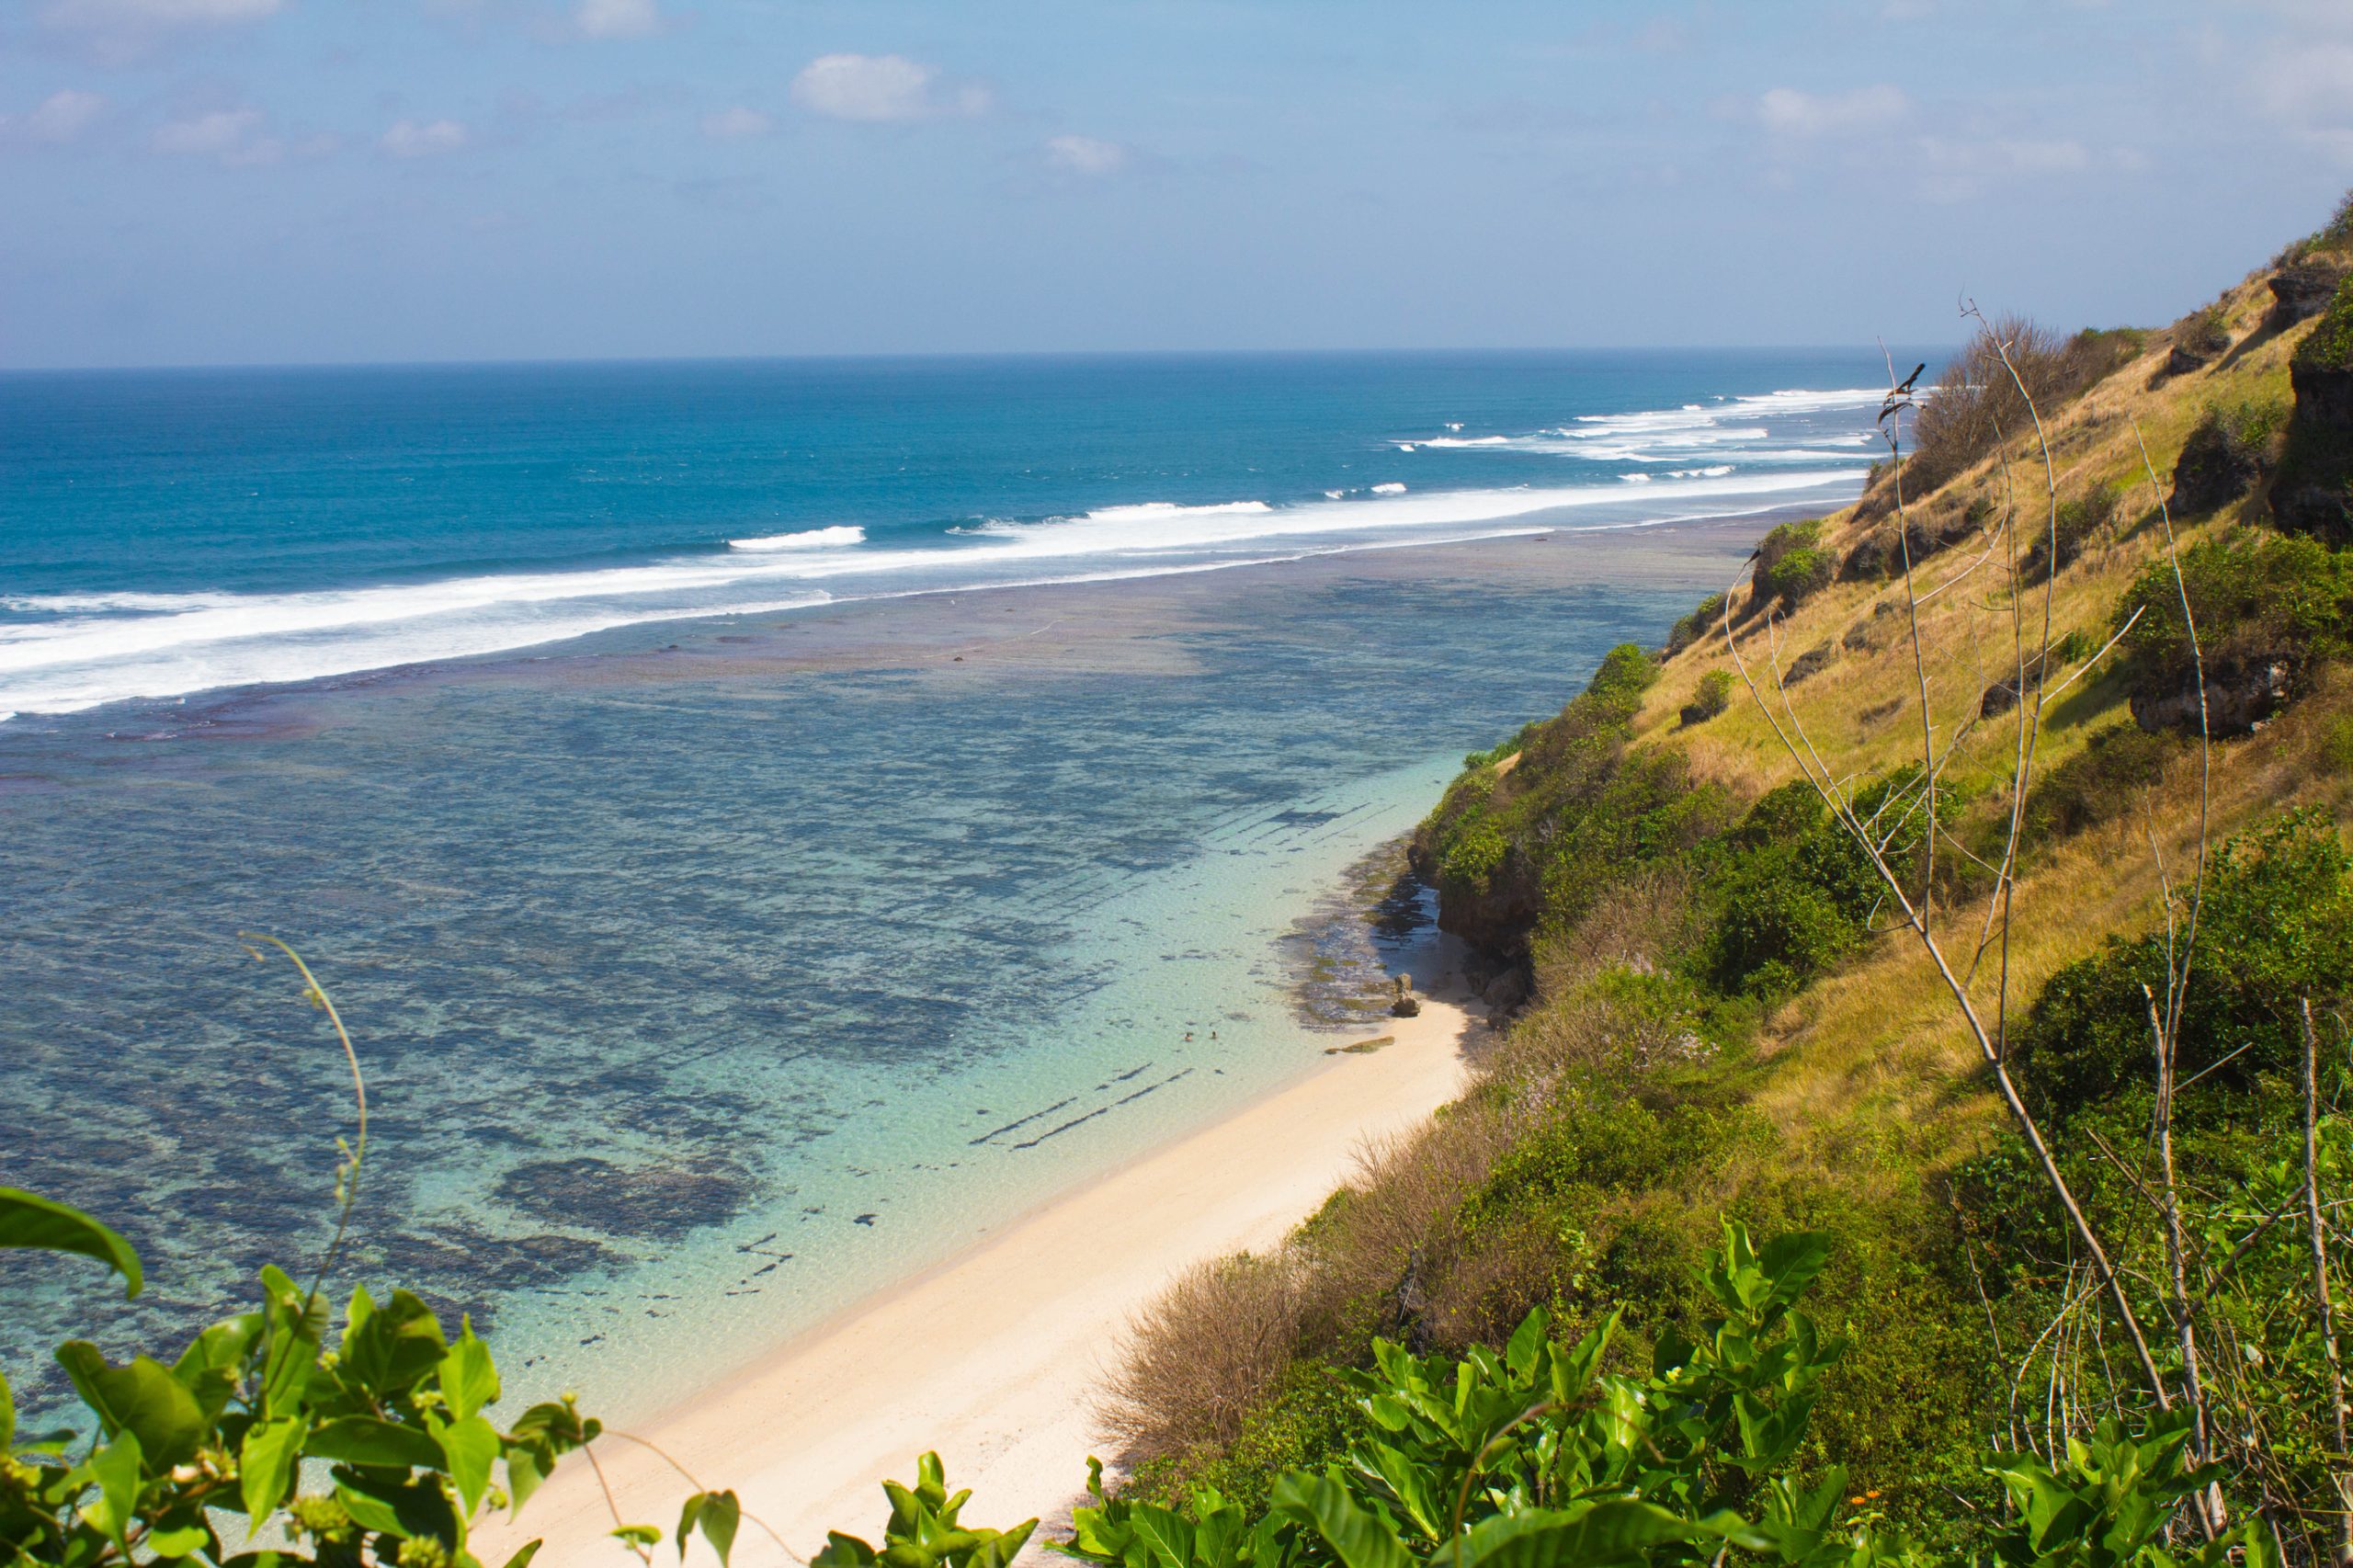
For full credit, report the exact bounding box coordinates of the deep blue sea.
[0,350,1891,1421]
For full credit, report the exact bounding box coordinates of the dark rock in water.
[1783,644,1834,687]
[2268,263,2347,332]
[1389,972,1421,1017]
[2168,415,2265,517]
[494,1154,755,1241]
[2131,657,2293,736]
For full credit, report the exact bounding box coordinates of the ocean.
[0,349,1890,1423]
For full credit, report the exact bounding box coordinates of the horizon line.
[0,339,1968,378]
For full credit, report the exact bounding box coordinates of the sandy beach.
[470,994,1481,1566]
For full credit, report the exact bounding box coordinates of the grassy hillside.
[1106,202,2353,1558]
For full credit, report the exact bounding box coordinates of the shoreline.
[469,993,1483,1565]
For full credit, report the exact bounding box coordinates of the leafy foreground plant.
[823,1226,2270,1568]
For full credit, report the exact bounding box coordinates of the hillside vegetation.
[1101,200,2353,1561]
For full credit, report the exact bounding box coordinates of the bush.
[1462,718,1540,771]
[2176,303,2232,359]
[2017,722,2177,847]
[1679,669,1733,727]
[1895,317,2119,501]
[2009,808,2353,1123]
[1753,519,1833,611]
[1100,1251,1306,1467]
[1698,782,1881,998]
[2114,532,2353,730]
[2296,275,2353,373]
[1665,592,1726,655]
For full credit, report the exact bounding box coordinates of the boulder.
[2268,263,2347,332]
[2159,343,2214,381]
[1481,968,1529,1013]
[2168,416,2264,517]
[1389,973,1422,1018]
[2130,657,2293,736]
[1783,644,1835,687]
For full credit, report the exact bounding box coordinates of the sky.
[2,0,2349,369]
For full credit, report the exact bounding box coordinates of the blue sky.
[3,0,2348,368]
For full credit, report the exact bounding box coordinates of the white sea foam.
[3,381,1885,719]
[729,526,867,551]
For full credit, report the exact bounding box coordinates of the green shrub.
[1753,520,1833,612]
[1696,782,1881,998]
[2114,532,2353,722]
[2294,275,2353,371]
[1665,593,1727,655]
[1462,719,1540,771]
[1438,806,1507,887]
[2009,808,2353,1124]
[1679,669,1733,727]
[2016,722,2177,847]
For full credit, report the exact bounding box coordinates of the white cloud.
[1756,84,1912,138]
[26,89,105,143]
[152,107,281,165]
[700,106,773,140]
[790,53,988,122]
[575,0,660,39]
[1911,135,2097,202]
[380,118,468,157]
[1043,133,1126,176]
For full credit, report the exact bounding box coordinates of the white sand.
[471,998,1477,1566]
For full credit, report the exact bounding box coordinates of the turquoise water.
[0,352,1885,1421]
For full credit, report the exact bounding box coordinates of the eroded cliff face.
[2277,277,2353,546]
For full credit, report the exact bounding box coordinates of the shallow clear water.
[0,351,1878,1423]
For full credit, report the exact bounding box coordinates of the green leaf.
[335,1481,413,1540]
[86,1431,144,1551]
[0,1188,143,1299]
[256,1267,326,1420]
[1503,1309,1549,1382]
[240,1417,307,1524]
[440,1415,502,1516]
[0,1366,13,1453]
[311,1414,448,1471]
[1753,1233,1835,1316]
[611,1523,662,1549]
[1269,1472,1412,1568]
[54,1343,208,1467]
[812,1530,878,1568]
[677,1489,741,1565]
[147,1517,213,1557]
[440,1321,499,1423]
[499,1544,544,1568]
